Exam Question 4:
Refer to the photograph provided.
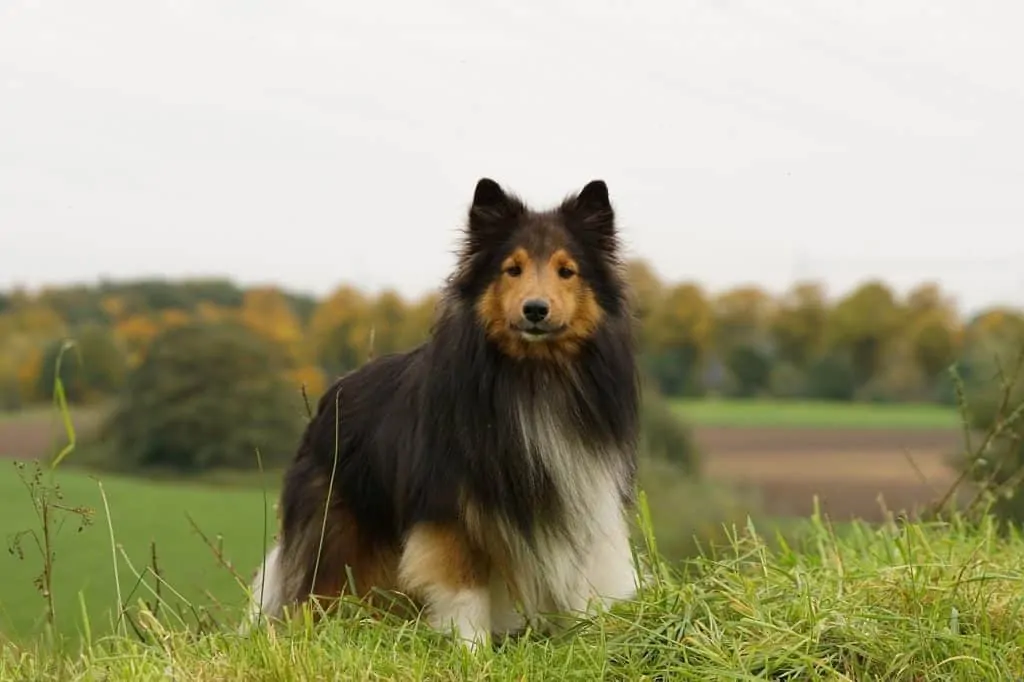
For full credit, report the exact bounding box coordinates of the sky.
[2,0,1023,316]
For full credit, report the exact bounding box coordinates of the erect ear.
[576,180,611,214]
[472,178,507,210]
[468,177,519,233]
[567,179,615,240]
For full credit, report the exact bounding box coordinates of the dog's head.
[451,178,627,361]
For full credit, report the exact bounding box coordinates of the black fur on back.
[278,179,641,590]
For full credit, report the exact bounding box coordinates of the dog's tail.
[239,542,285,633]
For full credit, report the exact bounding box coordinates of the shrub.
[768,361,807,398]
[805,353,856,401]
[948,340,1024,522]
[36,325,127,405]
[635,457,761,564]
[638,383,700,475]
[723,344,772,398]
[103,321,306,473]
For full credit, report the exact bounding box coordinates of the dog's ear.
[566,179,616,242]
[472,178,507,211]
[468,178,519,234]
[576,180,611,215]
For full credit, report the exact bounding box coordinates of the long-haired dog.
[246,178,641,648]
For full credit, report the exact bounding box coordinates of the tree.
[36,325,127,404]
[368,289,409,357]
[805,353,857,401]
[625,259,664,348]
[723,344,772,398]
[310,285,373,376]
[825,281,903,388]
[240,286,304,352]
[104,321,306,472]
[900,283,961,390]
[770,281,828,368]
[114,315,162,368]
[712,285,773,353]
[645,283,714,396]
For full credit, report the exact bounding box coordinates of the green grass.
[3,511,1023,680]
[674,398,960,429]
[0,464,277,642]
[0,460,763,644]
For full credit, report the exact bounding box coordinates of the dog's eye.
[557,266,576,279]
[505,265,522,277]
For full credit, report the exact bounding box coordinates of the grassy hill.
[3,511,1022,681]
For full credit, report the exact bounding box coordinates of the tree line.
[1,259,1023,410]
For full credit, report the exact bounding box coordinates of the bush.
[723,344,772,398]
[805,353,856,401]
[103,321,306,473]
[768,361,808,398]
[949,341,1024,522]
[36,325,127,405]
[635,457,761,564]
[638,383,700,475]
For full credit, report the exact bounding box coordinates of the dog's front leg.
[398,523,491,650]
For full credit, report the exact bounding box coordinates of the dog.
[246,178,642,649]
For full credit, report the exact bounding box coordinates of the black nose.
[522,299,550,323]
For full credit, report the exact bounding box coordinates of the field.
[680,399,964,521]
[0,467,276,640]
[2,399,1016,679]
[0,400,969,642]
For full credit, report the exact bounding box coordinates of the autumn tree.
[770,281,828,368]
[625,259,665,349]
[35,325,127,404]
[105,321,305,472]
[366,289,409,357]
[824,280,903,388]
[238,286,326,398]
[645,282,714,396]
[310,285,373,377]
[712,285,774,397]
[900,282,961,397]
[0,300,66,405]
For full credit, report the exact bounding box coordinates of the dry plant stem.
[301,383,313,420]
[186,514,248,587]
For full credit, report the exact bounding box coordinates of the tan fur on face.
[476,247,604,360]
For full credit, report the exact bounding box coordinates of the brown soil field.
[694,426,968,521]
[0,409,104,461]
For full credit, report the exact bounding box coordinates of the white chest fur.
[494,399,638,625]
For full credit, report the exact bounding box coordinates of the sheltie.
[246,177,642,649]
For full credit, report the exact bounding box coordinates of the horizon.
[3,1,1023,317]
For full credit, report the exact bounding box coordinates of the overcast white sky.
[2,0,1023,315]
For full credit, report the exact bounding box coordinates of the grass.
[0,460,769,644]
[0,466,276,641]
[1,360,1018,679]
[3,510,1024,680]
[674,398,960,429]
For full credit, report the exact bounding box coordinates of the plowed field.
[695,426,966,520]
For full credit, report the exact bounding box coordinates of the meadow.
[5,508,1024,680]
[0,397,1002,680]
